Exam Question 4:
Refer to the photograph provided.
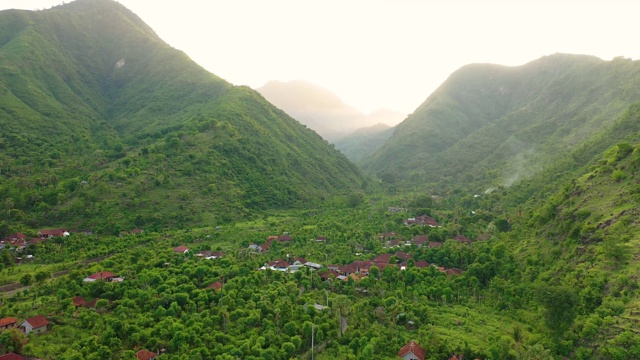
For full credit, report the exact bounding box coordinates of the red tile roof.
[0,317,18,327]
[395,251,412,260]
[206,281,223,291]
[453,235,472,244]
[136,349,157,360]
[24,315,49,329]
[398,340,426,360]
[412,235,429,245]
[268,259,290,268]
[7,233,27,240]
[173,245,189,253]
[87,271,117,280]
[72,296,87,307]
[428,241,443,248]
[0,353,27,360]
[277,235,292,242]
[373,254,392,264]
[414,259,430,268]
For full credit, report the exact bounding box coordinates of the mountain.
[501,115,640,356]
[257,80,405,141]
[0,0,366,232]
[333,123,394,163]
[362,54,640,191]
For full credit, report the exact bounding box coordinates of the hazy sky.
[1,0,639,115]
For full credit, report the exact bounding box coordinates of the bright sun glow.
[2,0,638,115]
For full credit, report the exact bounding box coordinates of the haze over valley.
[2,1,640,360]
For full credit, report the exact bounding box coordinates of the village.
[0,213,482,360]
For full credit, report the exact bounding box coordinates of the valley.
[1,1,640,359]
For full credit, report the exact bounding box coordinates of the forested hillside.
[363,54,640,192]
[333,123,394,163]
[0,0,365,233]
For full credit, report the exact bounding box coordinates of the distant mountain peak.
[257,80,405,141]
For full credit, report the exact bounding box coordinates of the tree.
[35,270,50,284]
[0,328,26,354]
[333,295,352,337]
[346,192,365,208]
[535,285,578,339]
[522,344,554,360]
[511,325,526,359]
[20,273,32,286]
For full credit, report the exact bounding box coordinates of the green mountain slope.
[333,123,395,162]
[363,54,640,191]
[503,131,640,357]
[0,0,365,233]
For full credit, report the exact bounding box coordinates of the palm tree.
[333,295,352,337]
[511,325,526,359]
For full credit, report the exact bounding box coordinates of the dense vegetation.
[3,1,640,360]
[0,0,365,233]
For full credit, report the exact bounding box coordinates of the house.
[288,260,306,272]
[0,317,18,330]
[404,215,439,227]
[206,281,224,292]
[263,259,290,272]
[83,271,117,282]
[304,262,322,270]
[445,268,463,276]
[373,254,392,265]
[173,246,189,253]
[248,242,270,254]
[379,232,397,240]
[395,252,412,261]
[0,353,27,360]
[136,349,158,360]
[318,270,340,280]
[38,229,69,238]
[398,340,426,360]
[130,228,144,234]
[414,259,430,268]
[4,233,27,241]
[343,273,361,282]
[316,236,327,243]
[26,237,46,246]
[72,296,87,307]
[427,242,443,248]
[277,235,292,243]
[386,239,400,248]
[198,250,224,259]
[327,264,340,272]
[453,235,472,245]
[19,315,49,334]
[411,235,429,247]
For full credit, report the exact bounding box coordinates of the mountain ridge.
[0,0,366,232]
[363,53,640,191]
